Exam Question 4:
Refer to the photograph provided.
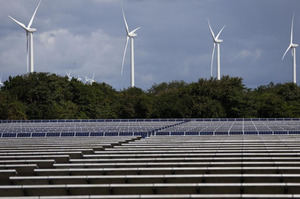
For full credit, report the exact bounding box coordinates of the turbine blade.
[282,45,292,60]
[207,19,216,41]
[28,0,41,28]
[8,16,28,31]
[130,27,141,34]
[122,8,129,35]
[290,14,295,44]
[121,36,129,76]
[211,43,216,77]
[216,25,225,40]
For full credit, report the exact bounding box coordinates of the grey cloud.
[1,0,300,90]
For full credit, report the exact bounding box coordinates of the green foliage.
[1,73,300,119]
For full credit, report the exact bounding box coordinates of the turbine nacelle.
[128,32,137,37]
[128,27,140,37]
[27,28,37,32]
[292,43,299,48]
[215,39,223,43]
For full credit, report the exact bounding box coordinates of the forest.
[0,72,300,120]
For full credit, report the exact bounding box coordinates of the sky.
[0,0,300,90]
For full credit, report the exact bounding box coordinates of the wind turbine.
[66,72,72,81]
[208,20,225,80]
[85,73,95,85]
[282,14,298,84]
[76,75,82,82]
[9,0,41,73]
[121,8,141,88]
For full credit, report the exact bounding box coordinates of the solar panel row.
[1,135,300,198]
[1,118,300,123]
[1,120,300,138]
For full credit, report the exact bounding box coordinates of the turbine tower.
[121,8,140,88]
[0,76,3,87]
[9,0,41,73]
[282,14,298,84]
[208,20,225,80]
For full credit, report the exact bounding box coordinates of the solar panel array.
[1,119,300,138]
[156,120,300,136]
[0,120,183,138]
[1,135,300,198]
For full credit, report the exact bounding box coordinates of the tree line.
[0,72,300,120]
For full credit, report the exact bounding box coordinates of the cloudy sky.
[0,0,299,90]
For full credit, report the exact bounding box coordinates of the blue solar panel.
[75,132,89,136]
[230,132,243,135]
[17,133,31,137]
[46,132,60,137]
[244,131,257,135]
[105,132,118,136]
[274,131,288,134]
[289,131,300,134]
[2,119,300,139]
[32,133,45,137]
[156,132,169,136]
[186,132,199,136]
[200,132,213,135]
[245,131,258,135]
[215,132,228,135]
[171,132,184,136]
[258,131,272,135]
[119,132,133,136]
[136,132,148,138]
[61,132,75,136]
[90,132,104,136]
[3,133,16,137]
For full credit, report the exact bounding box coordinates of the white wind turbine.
[121,8,141,88]
[282,14,298,84]
[208,20,225,80]
[76,75,82,82]
[9,0,41,73]
[85,73,95,85]
[66,72,72,81]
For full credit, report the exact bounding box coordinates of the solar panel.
[1,119,300,138]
